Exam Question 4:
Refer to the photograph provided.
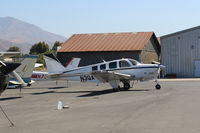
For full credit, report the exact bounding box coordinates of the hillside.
[0,39,31,53]
[0,17,66,53]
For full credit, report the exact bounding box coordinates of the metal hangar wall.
[161,26,200,78]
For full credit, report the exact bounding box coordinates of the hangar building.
[57,32,160,66]
[161,26,200,78]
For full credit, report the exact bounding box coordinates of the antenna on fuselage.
[100,57,106,63]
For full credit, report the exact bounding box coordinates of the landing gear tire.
[123,82,130,91]
[155,84,161,90]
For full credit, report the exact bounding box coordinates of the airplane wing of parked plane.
[91,71,134,82]
[0,52,20,59]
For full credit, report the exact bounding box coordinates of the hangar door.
[194,60,200,77]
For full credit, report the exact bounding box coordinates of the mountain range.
[0,17,66,53]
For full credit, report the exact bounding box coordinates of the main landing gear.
[112,82,131,92]
[123,82,130,90]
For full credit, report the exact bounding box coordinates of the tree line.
[7,41,62,65]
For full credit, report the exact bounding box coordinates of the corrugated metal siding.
[161,27,200,77]
[59,32,154,52]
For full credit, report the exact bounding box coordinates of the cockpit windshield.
[128,59,139,65]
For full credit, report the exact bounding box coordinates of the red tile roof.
[58,32,154,52]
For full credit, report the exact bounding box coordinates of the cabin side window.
[100,64,106,70]
[109,62,117,69]
[119,60,131,68]
[92,66,98,71]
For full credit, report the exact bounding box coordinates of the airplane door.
[194,60,200,77]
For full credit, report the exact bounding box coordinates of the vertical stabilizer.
[10,55,37,84]
[44,55,65,74]
[44,54,81,74]
[15,55,37,79]
[64,58,81,70]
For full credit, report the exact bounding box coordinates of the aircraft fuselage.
[49,59,160,83]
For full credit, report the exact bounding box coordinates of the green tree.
[29,41,49,55]
[52,41,62,51]
[36,50,54,67]
[7,46,20,52]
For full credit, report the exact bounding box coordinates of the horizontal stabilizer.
[9,80,23,85]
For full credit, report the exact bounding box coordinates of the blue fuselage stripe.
[62,66,159,74]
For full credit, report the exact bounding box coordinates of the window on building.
[109,62,117,69]
[119,60,131,68]
[92,66,98,71]
[100,64,106,70]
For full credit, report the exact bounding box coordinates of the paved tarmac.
[1,79,200,133]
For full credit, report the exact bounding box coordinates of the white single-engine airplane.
[44,54,165,91]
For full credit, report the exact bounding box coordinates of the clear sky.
[1,0,200,38]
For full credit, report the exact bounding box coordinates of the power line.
[0,105,15,127]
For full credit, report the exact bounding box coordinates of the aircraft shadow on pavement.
[30,88,150,96]
[30,90,91,95]
[31,91,56,95]
[0,96,22,101]
[48,87,66,89]
[77,89,150,97]
[30,89,115,96]
[77,89,117,97]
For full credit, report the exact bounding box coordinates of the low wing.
[48,73,63,78]
[48,72,85,79]
[91,71,134,83]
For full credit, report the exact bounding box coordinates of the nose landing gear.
[155,84,161,90]
[155,79,161,90]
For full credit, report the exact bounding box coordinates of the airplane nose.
[159,64,166,71]
[0,62,21,75]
